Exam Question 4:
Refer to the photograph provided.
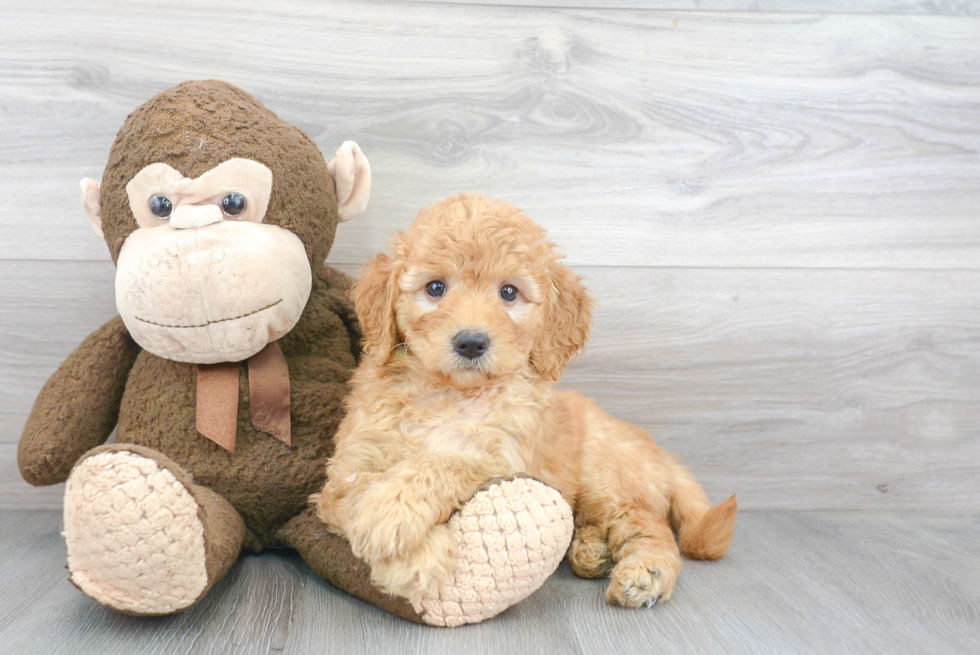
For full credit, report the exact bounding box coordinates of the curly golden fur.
[315,194,737,607]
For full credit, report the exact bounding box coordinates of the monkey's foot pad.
[413,477,574,627]
[64,450,208,615]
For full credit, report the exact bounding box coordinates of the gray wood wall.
[1,0,977,511]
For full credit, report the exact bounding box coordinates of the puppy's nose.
[453,331,489,360]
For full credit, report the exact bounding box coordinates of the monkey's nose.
[453,331,489,360]
[169,204,223,229]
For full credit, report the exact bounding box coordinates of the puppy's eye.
[500,284,518,302]
[425,280,446,298]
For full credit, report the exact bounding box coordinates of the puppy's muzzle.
[453,330,489,360]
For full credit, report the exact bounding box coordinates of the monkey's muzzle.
[115,220,312,364]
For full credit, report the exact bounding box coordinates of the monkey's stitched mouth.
[134,299,283,329]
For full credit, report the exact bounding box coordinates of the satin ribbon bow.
[195,341,291,453]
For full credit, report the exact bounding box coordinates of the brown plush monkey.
[18,81,572,625]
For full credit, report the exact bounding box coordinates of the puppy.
[315,194,737,608]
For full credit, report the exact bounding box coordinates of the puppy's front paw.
[605,556,679,608]
[315,469,385,536]
[345,483,435,562]
[370,524,457,602]
[312,484,344,534]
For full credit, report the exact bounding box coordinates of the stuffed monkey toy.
[18,81,572,626]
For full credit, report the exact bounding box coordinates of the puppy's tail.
[669,463,737,560]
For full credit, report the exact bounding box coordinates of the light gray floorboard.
[0,510,977,654]
[5,260,978,511]
[1,2,979,268]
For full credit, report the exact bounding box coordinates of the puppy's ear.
[353,253,400,364]
[531,261,593,381]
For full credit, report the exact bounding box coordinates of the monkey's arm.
[317,264,362,365]
[18,315,141,486]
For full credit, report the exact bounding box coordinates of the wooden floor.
[1,510,977,654]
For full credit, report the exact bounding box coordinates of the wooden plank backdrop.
[1,0,978,511]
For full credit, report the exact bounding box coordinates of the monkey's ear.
[327,141,371,223]
[80,178,104,240]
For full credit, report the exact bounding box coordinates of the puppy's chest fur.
[403,390,497,452]
[395,378,549,469]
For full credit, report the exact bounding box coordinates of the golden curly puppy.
[315,194,737,607]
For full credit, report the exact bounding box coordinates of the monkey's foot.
[63,445,243,616]
[413,476,573,627]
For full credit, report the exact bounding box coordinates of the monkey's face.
[114,159,312,364]
[82,81,372,364]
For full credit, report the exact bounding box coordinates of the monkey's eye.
[425,280,446,298]
[149,196,173,218]
[500,284,519,302]
[221,193,247,217]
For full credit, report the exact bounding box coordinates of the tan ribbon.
[196,341,291,453]
[247,340,292,447]
[196,361,240,452]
